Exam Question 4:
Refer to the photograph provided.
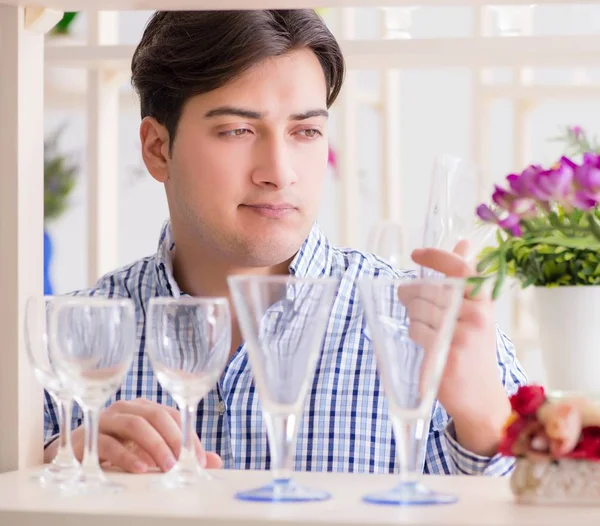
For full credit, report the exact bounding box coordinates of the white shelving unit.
[2,4,600,522]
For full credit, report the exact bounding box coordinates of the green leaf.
[588,213,600,243]
[466,276,488,298]
[525,235,600,250]
[476,250,500,274]
[492,251,508,300]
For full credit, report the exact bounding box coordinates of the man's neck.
[170,235,291,299]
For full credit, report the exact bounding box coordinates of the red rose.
[510,385,546,417]
[567,426,600,461]
[497,414,530,456]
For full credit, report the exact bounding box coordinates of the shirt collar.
[155,221,333,297]
[288,222,333,278]
[154,221,182,298]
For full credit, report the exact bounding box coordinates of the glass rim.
[148,296,229,306]
[49,296,135,308]
[358,276,466,288]
[227,275,341,286]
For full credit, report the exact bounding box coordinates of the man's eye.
[221,129,250,137]
[299,129,322,139]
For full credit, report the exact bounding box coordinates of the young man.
[44,9,526,475]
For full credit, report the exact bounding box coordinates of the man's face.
[164,49,329,267]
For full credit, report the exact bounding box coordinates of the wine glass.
[422,154,495,273]
[228,275,339,503]
[49,296,136,495]
[24,295,79,486]
[369,220,406,268]
[145,297,231,489]
[358,277,465,506]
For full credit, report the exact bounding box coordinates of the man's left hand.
[410,240,511,457]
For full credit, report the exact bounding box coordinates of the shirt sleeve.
[425,325,527,476]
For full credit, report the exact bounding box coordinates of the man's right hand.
[44,398,223,473]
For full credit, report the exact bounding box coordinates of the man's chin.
[233,240,302,270]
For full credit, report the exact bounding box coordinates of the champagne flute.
[145,297,231,489]
[422,154,495,270]
[228,275,339,503]
[24,295,79,486]
[358,277,465,505]
[369,220,406,268]
[49,296,136,495]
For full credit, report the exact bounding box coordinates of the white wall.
[44,6,600,380]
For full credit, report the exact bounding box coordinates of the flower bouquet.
[474,127,600,297]
[473,127,600,394]
[501,385,600,505]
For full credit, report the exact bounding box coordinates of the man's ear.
[140,117,171,183]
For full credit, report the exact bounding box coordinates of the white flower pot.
[533,286,600,394]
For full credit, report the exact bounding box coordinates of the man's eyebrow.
[203,107,329,120]
[290,109,329,120]
[204,106,264,119]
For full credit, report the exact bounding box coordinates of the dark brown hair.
[131,10,345,150]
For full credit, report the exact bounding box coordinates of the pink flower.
[570,125,583,139]
[538,402,582,457]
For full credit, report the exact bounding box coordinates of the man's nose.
[251,137,298,189]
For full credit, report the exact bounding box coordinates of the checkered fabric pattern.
[44,221,527,475]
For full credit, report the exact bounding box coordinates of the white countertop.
[1,469,599,526]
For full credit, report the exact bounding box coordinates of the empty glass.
[24,295,79,486]
[228,275,339,503]
[369,220,406,269]
[49,296,136,495]
[358,277,465,506]
[422,155,495,272]
[145,297,231,489]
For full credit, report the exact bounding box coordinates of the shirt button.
[217,401,226,415]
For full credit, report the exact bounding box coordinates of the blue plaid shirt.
[45,221,527,475]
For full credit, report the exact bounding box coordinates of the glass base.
[30,462,80,487]
[363,481,457,506]
[236,480,331,503]
[60,471,125,496]
[152,462,213,490]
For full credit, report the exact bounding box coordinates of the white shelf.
[4,0,600,10]
[1,468,600,526]
[44,36,600,71]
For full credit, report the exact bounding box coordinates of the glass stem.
[81,406,103,480]
[391,416,426,484]
[177,400,200,471]
[53,397,76,468]
[263,411,297,486]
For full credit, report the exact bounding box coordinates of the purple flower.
[573,153,600,209]
[534,157,575,202]
[507,165,547,201]
[476,204,523,237]
[495,179,537,217]
[572,191,599,211]
[498,213,523,237]
[492,186,513,210]
[476,204,498,223]
[576,154,600,189]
